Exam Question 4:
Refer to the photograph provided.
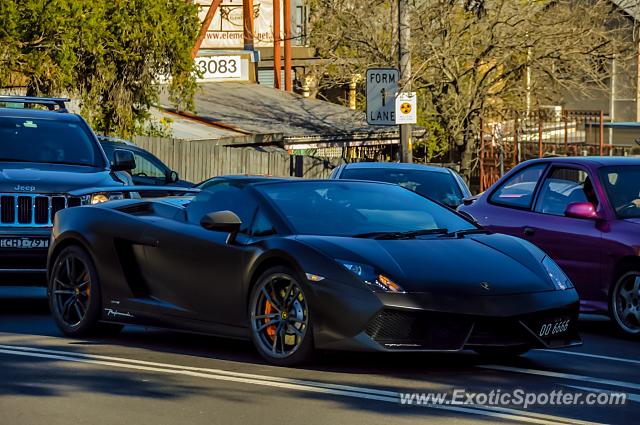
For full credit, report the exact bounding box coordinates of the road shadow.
[0,293,635,424]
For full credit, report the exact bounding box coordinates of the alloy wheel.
[251,273,309,359]
[612,272,640,335]
[51,254,92,328]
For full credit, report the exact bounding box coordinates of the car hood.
[0,162,123,194]
[623,218,640,226]
[296,233,556,295]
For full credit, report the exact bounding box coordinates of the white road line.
[563,385,640,404]
[480,365,640,391]
[540,349,640,366]
[0,345,598,425]
[0,344,396,397]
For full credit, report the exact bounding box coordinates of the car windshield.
[258,181,475,237]
[599,165,640,218]
[0,116,103,167]
[340,167,464,207]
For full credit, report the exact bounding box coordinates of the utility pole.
[273,0,281,89]
[398,0,412,163]
[283,0,293,92]
[609,57,616,155]
[243,0,255,51]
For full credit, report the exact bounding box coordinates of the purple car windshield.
[599,165,640,218]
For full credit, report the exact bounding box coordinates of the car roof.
[199,175,291,188]
[99,140,144,152]
[341,162,452,174]
[97,136,136,146]
[203,176,401,189]
[527,156,640,167]
[250,178,401,188]
[0,107,82,122]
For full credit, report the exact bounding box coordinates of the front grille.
[465,319,530,346]
[365,309,473,350]
[0,194,82,227]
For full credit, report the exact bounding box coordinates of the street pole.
[273,0,281,89]
[398,0,412,163]
[243,0,255,51]
[283,0,293,92]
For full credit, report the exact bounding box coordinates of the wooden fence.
[132,136,334,183]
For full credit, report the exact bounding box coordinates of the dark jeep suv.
[0,96,135,285]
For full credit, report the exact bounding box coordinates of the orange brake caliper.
[264,294,276,340]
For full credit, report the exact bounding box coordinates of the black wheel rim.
[614,273,640,334]
[52,254,91,328]
[251,273,308,359]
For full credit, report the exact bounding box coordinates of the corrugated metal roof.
[611,0,640,21]
[159,82,411,145]
[149,107,244,140]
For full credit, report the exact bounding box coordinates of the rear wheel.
[49,245,122,337]
[249,266,314,366]
[474,346,530,358]
[610,271,640,336]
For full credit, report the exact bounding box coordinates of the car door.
[128,150,170,186]
[139,186,259,326]
[526,166,603,300]
[478,163,548,237]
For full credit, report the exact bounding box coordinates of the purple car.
[459,157,640,336]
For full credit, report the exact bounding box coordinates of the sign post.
[366,68,399,126]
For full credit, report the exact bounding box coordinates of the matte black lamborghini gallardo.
[47,177,581,365]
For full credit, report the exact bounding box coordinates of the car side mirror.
[168,170,179,183]
[564,202,598,220]
[200,210,242,243]
[462,196,477,206]
[112,149,136,172]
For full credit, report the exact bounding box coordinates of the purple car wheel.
[611,271,640,336]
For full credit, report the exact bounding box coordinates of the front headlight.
[82,192,125,205]
[542,256,573,290]
[337,259,404,293]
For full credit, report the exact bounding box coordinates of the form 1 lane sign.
[366,68,399,126]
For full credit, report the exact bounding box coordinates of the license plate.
[0,238,49,249]
[538,318,571,338]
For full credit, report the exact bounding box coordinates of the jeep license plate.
[0,238,49,249]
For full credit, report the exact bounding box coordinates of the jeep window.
[0,117,104,167]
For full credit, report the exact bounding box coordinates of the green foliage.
[0,0,200,138]
[413,118,449,163]
[137,117,174,138]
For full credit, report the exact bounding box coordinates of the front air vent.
[116,203,153,216]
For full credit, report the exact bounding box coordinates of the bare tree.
[307,0,633,179]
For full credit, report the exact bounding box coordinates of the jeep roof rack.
[0,96,70,112]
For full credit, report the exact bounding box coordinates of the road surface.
[0,287,637,425]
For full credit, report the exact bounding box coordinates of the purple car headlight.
[542,256,573,290]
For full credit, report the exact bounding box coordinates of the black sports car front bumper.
[311,281,581,352]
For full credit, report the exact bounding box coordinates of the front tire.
[249,266,314,366]
[610,271,640,337]
[49,245,120,337]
